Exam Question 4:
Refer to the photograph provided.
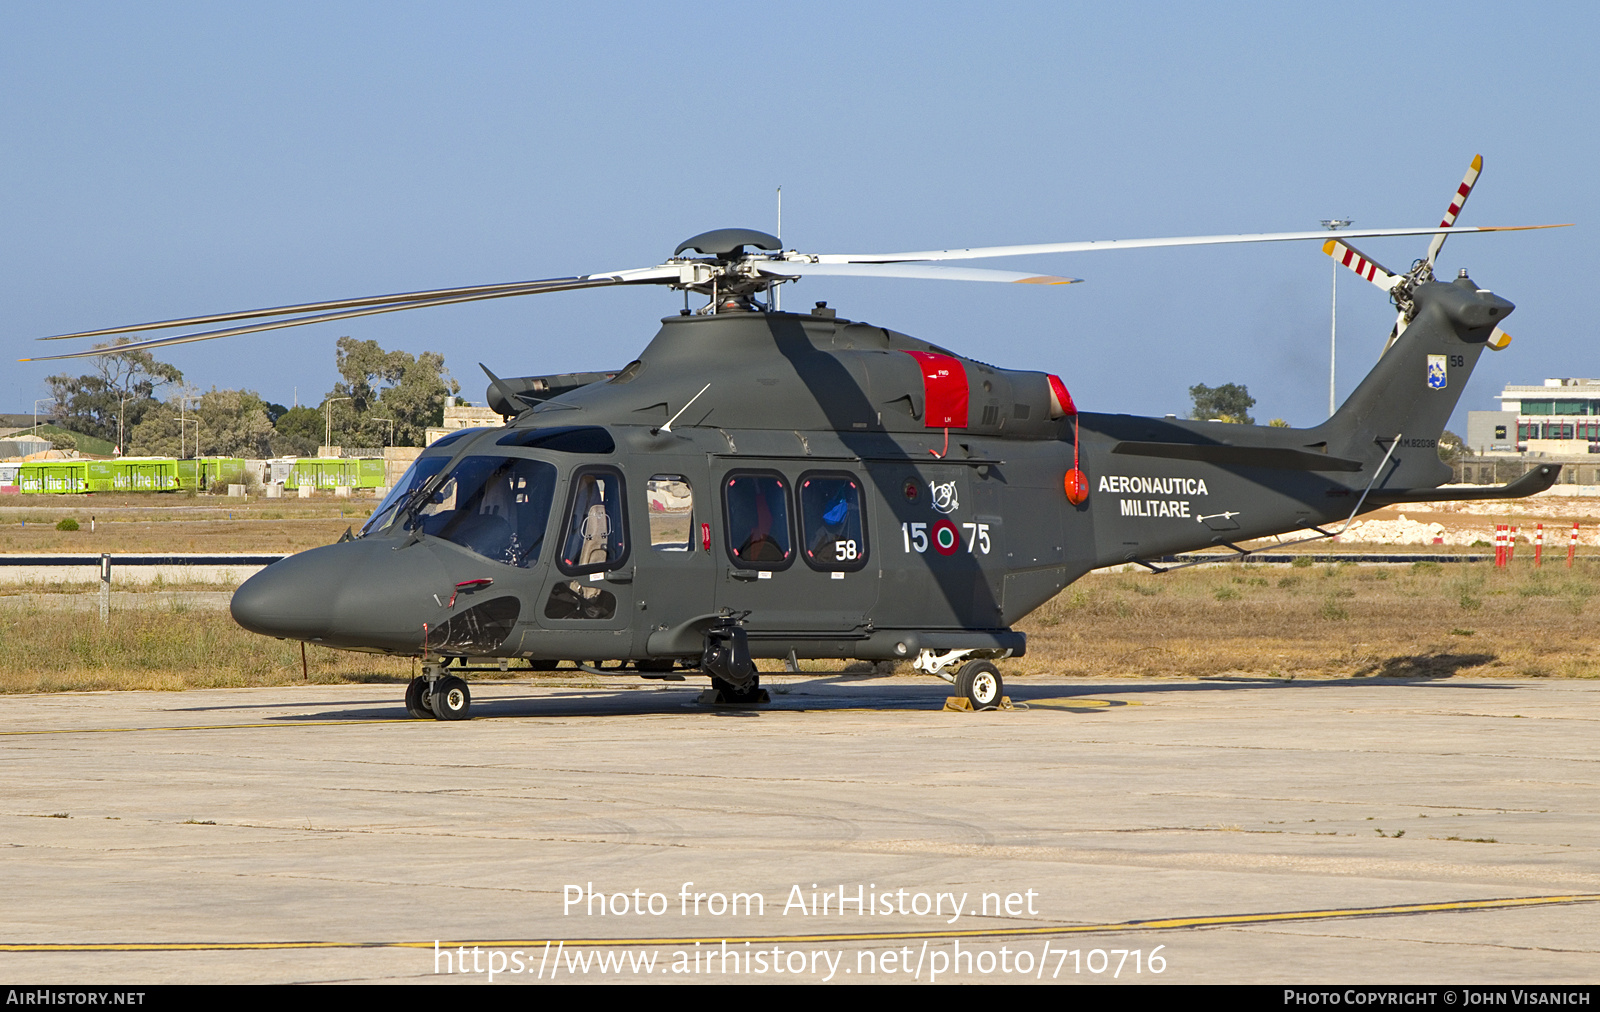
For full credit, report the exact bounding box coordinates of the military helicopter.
[26,157,1567,718]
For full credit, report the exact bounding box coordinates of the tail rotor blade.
[1381,314,1406,356]
[1425,154,1484,269]
[1322,239,1401,292]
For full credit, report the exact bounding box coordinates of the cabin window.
[798,472,868,571]
[723,471,794,569]
[646,475,694,550]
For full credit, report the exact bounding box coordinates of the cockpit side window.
[555,467,629,576]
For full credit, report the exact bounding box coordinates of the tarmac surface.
[2,675,1597,985]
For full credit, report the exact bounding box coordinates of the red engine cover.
[902,351,969,429]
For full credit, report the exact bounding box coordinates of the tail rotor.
[1323,155,1510,355]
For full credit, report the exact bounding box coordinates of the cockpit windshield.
[363,455,558,568]
[363,456,451,537]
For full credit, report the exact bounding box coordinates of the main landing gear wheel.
[430,675,472,720]
[953,660,1003,710]
[404,676,433,720]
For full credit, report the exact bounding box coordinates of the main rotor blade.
[38,277,589,342]
[1424,154,1484,269]
[21,269,679,362]
[814,223,1569,265]
[753,262,1079,284]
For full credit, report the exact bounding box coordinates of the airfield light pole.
[324,397,351,452]
[178,389,199,458]
[1322,219,1353,418]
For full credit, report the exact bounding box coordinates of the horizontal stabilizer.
[1368,463,1561,504]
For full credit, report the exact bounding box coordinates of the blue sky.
[3,3,1594,433]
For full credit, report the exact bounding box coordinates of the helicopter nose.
[231,540,449,648]
[231,544,353,641]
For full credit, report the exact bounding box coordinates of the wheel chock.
[943,696,1015,712]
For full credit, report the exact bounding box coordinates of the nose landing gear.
[407,664,473,721]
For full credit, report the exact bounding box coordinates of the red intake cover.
[902,351,969,429]
[1047,374,1077,418]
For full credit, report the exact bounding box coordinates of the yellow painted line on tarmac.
[6,894,1596,952]
[1024,698,1138,710]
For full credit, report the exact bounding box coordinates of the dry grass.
[0,605,417,693]
[0,494,369,554]
[1011,560,1600,681]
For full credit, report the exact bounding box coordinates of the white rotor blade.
[814,223,1565,265]
[753,261,1079,284]
[1425,154,1484,269]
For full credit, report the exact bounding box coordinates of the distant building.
[1462,378,1600,486]
[424,398,501,446]
[1467,378,1600,457]
[0,434,51,459]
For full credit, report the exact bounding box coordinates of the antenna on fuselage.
[655,383,712,435]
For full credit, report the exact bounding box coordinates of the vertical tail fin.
[1313,273,1513,488]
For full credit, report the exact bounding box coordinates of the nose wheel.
[430,675,472,720]
[405,677,433,719]
[406,668,473,720]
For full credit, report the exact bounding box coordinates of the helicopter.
[25,157,1568,718]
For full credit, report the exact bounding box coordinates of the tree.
[324,336,459,447]
[1189,382,1255,425]
[271,405,323,457]
[1438,430,1465,464]
[129,388,275,458]
[46,339,183,451]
